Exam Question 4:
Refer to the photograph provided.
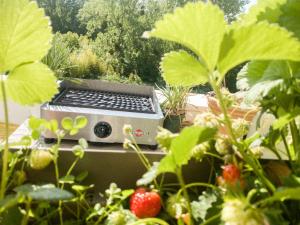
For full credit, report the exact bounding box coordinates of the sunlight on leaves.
[5,62,57,105]
[149,2,226,70]
[218,22,300,76]
[0,0,52,72]
[161,51,209,87]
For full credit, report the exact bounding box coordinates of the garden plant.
[1,0,300,225]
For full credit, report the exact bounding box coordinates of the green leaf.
[158,126,216,174]
[191,191,218,221]
[0,0,52,72]
[49,120,58,133]
[273,107,300,130]
[75,171,89,183]
[14,184,73,201]
[79,138,88,149]
[279,0,300,40]
[59,175,75,184]
[75,116,88,129]
[149,2,226,70]
[61,117,73,130]
[72,145,84,158]
[218,22,300,76]
[237,61,270,91]
[72,184,94,192]
[70,128,79,136]
[158,154,176,174]
[0,206,23,225]
[137,162,160,186]
[238,0,286,25]
[0,195,21,212]
[240,60,300,102]
[5,62,58,105]
[170,126,217,167]
[160,51,209,87]
[260,187,300,205]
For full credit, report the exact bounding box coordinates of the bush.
[68,47,110,79]
[42,33,72,79]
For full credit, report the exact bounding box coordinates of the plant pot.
[163,114,184,133]
[207,96,258,122]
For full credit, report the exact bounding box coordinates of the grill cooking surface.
[50,88,155,114]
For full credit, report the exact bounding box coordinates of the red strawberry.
[130,188,161,218]
[222,164,241,185]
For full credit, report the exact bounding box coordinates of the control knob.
[94,122,112,138]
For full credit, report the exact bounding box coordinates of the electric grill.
[41,80,164,146]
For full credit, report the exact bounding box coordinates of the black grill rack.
[50,88,155,114]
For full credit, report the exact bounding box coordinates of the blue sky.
[245,0,257,11]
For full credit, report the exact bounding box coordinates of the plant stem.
[21,199,32,225]
[200,213,221,225]
[176,182,218,199]
[281,132,292,162]
[0,78,9,198]
[290,120,300,163]
[176,167,194,225]
[209,75,276,193]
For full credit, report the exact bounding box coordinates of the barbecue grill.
[41,80,164,146]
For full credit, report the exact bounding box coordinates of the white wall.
[0,100,41,125]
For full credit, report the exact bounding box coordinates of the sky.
[244,0,257,12]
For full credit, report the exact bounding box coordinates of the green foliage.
[0,0,57,105]
[160,51,208,87]
[36,0,85,34]
[218,22,300,76]
[158,85,190,115]
[149,1,300,87]
[158,126,217,174]
[68,47,111,79]
[191,191,218,221]
[14,184,73,201]
[42,33,72,79]
[150,1,226,71]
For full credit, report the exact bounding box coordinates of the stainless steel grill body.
[41,80,164,145]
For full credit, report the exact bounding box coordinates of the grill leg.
[148,145,157,150]
[43,137,56,144]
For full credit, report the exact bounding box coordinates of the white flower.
[123,138,132,149]
[123,124,133,135]
[194,112,219,128]
[221,199,266,225]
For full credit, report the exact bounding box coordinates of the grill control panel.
[94,122,112,138]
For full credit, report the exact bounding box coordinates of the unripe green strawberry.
[29,149,53,170]
[156,127,178,151]
[105,211,126,225]
[215,138,231,155]
[12,170,27,186]
[166,194,188,218]
[191,142,210,161]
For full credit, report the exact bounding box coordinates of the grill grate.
[50,88,155,114]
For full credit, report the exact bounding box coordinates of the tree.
[78,0,249,84]
[37,0,85,34]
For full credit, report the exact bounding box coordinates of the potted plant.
[157,85,190,132]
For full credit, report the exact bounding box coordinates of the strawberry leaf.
[218,22,300,76]
[149,2,226,71]
[160,51,209,87]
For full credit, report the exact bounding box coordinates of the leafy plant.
[0,0,58,200]
[135,1,300,224]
